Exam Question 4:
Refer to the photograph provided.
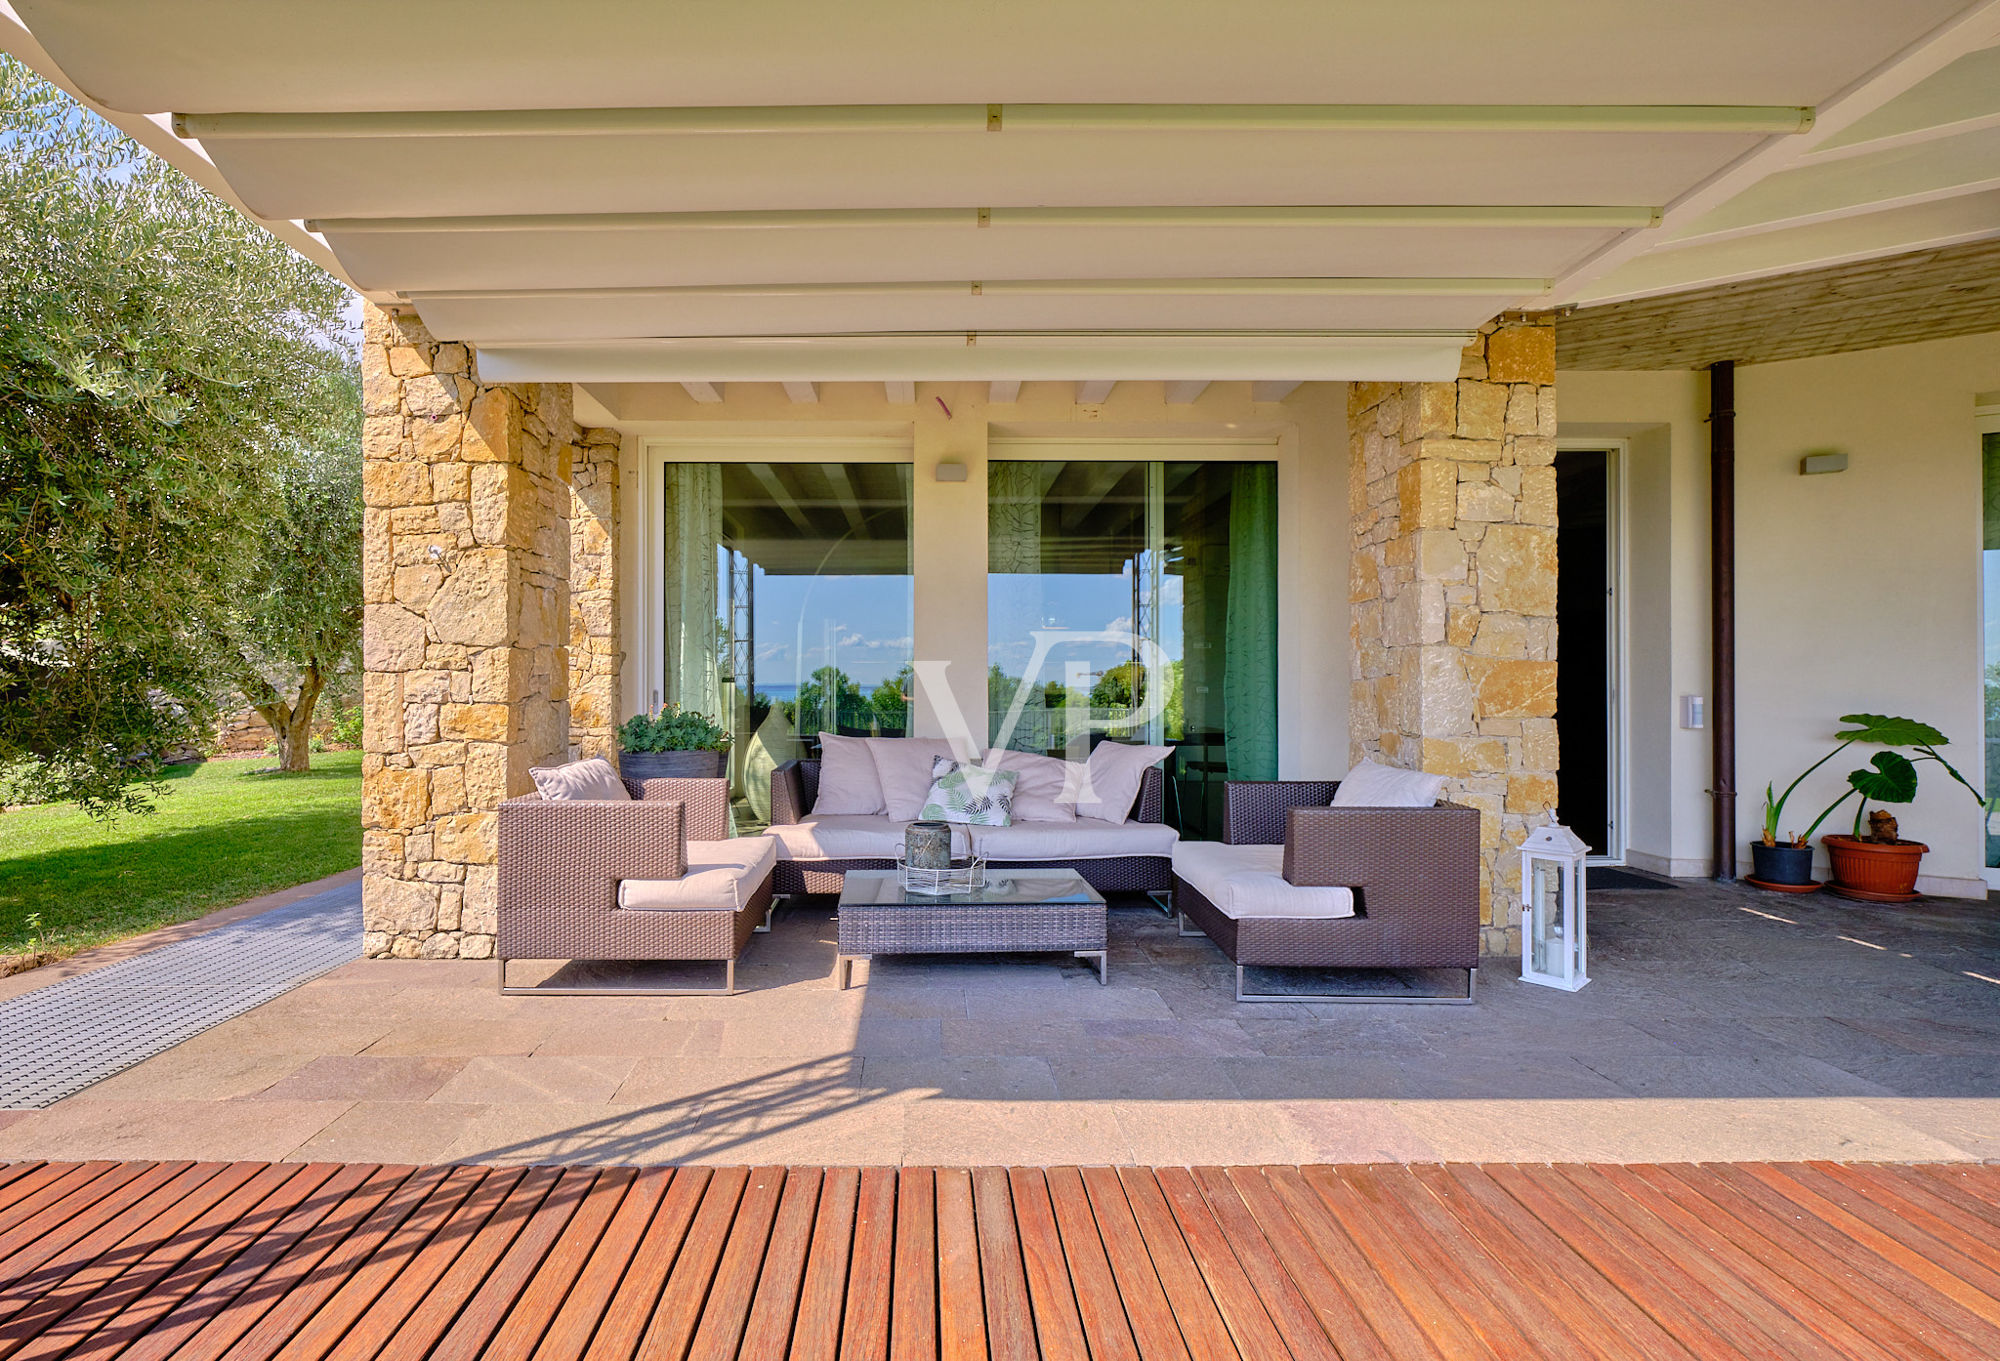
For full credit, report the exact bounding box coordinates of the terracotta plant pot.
[1821,833,1928,902]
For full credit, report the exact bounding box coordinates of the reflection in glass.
[1530,858,1564,977]
[661,462,913,829]
[987,460,1279,839]
[1985,433,2000,868]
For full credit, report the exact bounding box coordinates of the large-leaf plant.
[1761,714,1985,847]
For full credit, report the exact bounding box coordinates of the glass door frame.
[1978,400,2000,890]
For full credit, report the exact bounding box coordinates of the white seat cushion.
[619,837,778,911]
[970,819,1178,861]
[1172,841,1355,920]
[764,815,970,861]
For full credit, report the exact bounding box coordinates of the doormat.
[1587,867,1680,891]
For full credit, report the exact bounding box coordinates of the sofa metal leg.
[1076,950,1109,985]
[1146,889,1174,916]
[496,957,506,995]
[1177,912,1205,938]
[1233,964,1478,1005]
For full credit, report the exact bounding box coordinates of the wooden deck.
[0,1160,1995,1359]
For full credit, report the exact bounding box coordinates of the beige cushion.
[867,737,958,819]
[1172,842,1355,920]
[812,732,886,815]
[1332,758,1445,808]
[984,749,1077,823]
[1070,742,1171,823]
[619,837,777,911]
[970,819,1178,861]
[529,757,629,802]
[764,815,970,861]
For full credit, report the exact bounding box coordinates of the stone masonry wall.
[359,304,615,959]
[567,429,623,761]
[1349,317,1559,953]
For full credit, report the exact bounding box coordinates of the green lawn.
[0,751,362,958]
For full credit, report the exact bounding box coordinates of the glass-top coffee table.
[834,869,1108,989]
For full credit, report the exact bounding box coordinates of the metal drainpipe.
[1709,360,1737,880]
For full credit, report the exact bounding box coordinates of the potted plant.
[616,703,730,780]
[1756,713,1983,899]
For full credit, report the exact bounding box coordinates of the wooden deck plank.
[481,1167,635,1361]
[1150,1168,1289,1361]
[738,1167,822,1358]
[1617,1164,1952,1361]
[535,1166,673,1361]
[107,1162,369,1361]
[890,1168,937,1361]
[0,1165,51,1218]
[166,1163,419,1361]
[0,1160,1994,1361]
[971,1168,1037,1361]
[933,1169,987,1361]
[581,1165,708,1361]
[1414,1166,1691,1361]
[1562,1163,1876,1361]
[838,1166,895,1361]
[1072,1166,1189,1361]
[1220,1167,1404,1361]
[635,1165,750,1361]
[1005,1168,1096,1361]
[1736,1164,2000,1334]
[314,1165,531,1361]
[1478,1164,1752,1361]
[1288,1165,1489,1361]
[787,1167,856,1361]
[1681,1163,2000,1361]
[425,1167,601,1361]
[685,1167,786,1361]
[270,1164,489,1361]
[13,1161,304,1361]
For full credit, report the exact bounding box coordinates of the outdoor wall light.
[935,460,968,482]
[1800,450,1848,475]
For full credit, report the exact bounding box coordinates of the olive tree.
[0,57,354,812]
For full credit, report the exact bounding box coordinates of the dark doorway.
[1555,449,1614,856]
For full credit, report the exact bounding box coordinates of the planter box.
[620,749,727,781]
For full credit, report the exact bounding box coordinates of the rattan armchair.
[495,775,773,996]
[1173,780,1482,1003]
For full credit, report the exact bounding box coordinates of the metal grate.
[0,880,360,1109]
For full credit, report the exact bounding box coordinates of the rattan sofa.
[768,757,1174,900]
[1172,779,1482,1003]
[496,776,774,996]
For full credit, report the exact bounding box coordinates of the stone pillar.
[568,429,623,761]
[359,303,596,959]
[1349,316,1559,953]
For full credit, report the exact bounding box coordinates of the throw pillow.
[983,748,1078,823]
[921,756,1018,826]
[1067,742,1171,823]
[811,732,886,815]
[1331,758,1446,808]
[868,737,959,820]
[529,756,630,802]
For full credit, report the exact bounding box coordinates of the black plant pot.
[1750,841,1815,886]
[619,749,727,780]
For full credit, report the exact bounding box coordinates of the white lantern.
[1520,822,1591,991]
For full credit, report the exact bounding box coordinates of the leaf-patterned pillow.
[919,756,1018,826]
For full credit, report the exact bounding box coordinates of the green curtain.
[661,462,724,723]
[1223,463,1279,780]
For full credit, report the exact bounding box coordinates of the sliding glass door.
[987,459,1278,839]
[659,461,913,828]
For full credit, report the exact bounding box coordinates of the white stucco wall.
[1563,331,2000,896]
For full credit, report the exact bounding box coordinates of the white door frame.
[1556,438,1630,866]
